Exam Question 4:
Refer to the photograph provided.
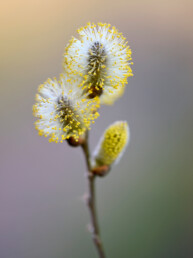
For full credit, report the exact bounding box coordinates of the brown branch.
[81,131,106,258]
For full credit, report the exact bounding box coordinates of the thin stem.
[81,131,106,258]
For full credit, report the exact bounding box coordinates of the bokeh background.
[1,0,193,257]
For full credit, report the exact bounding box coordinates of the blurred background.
[1,0,193,257]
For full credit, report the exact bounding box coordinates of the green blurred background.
[1,0,193,257]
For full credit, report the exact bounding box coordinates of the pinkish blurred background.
[1,0,193,257]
